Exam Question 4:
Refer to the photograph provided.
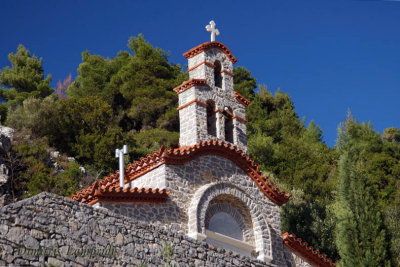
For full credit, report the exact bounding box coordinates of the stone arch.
[187,182,273,261]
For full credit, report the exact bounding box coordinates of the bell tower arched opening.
[223,107,234,143]
[214,60,222,88]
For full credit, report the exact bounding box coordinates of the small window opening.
[223,107,234,143]
[207,100,217,137]
[214,60,222,88]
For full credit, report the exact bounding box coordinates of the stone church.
[70,22,335,266]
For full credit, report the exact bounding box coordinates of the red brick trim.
[183,41,238,64]
[177,99,208,111]
[71,141,291,206]
[173,79,207,94]
[187,61,216,72]
[282,233,336,267]
[221,69,234,76]
[232,115,248,123]
[234,91,251,107]
[206,62,216,68]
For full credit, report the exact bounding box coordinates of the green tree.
[0,44,53,121]
[67,50,130,102]
[233,66,257,101]
[281,201,338,261]
[7,35,185,173]
[334,118,390,266]
[247,86,336,203]
[382,127,400,143]
[12,137,81,198]
[243,83,338,261]
[384,185,400,266]
[6,96,57,139]
[68,34,186,133]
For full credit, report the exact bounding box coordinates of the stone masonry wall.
[0,192,276,267]
[129,164,167,189]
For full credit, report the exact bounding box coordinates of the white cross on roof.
[205,20,220,42]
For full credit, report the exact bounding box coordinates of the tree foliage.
[0,45,53,122]
[233,66,257,101]
[334,117,391,266]
[247,85,336,203]
[6,35,184,176]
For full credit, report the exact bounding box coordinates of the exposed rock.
[0,126,14,153]
[79,166,86,175]
[0,164,9,184]
[50,151,60,159]
[0,126,13,207]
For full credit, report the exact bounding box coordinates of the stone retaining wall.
[0,192,279,266]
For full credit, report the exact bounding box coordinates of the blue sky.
[1,0,399,147]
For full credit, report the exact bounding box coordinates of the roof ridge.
[173,79,207,94]
[282,232,336,267]
[183,41,238,64]
[71,140,290,206]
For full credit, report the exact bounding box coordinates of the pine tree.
[0,44,53,121]
[334,118,390,266]
[233,66,257,101]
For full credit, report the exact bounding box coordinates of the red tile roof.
[234,91,251,107]
[183,41,238,64]
[93,186,169,204]
[173,79,207,94]
[71,140,290,206]
[282,233,336,267]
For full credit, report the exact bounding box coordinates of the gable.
[71,140,290,206]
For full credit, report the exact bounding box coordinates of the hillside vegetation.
[0,36,399,266]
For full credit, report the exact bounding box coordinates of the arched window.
[223,107,234,143]
[208,212,243,241]
[214,60,222,88]
[204,195,255,258]
[206,100,217,137]
[188,183,270,260]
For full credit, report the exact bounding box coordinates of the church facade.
[71,22,335,267]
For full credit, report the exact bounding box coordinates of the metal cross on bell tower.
[205,20,220,42]
[115,145,128,188]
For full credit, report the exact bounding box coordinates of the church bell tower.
[173,21,250,152]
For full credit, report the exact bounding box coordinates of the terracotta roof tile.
[92,186,169,204]
[173,79,207,94]
[282,233,336,267]
[71,141,290,206]
[183,41,238,64]
[234,91,251,107]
